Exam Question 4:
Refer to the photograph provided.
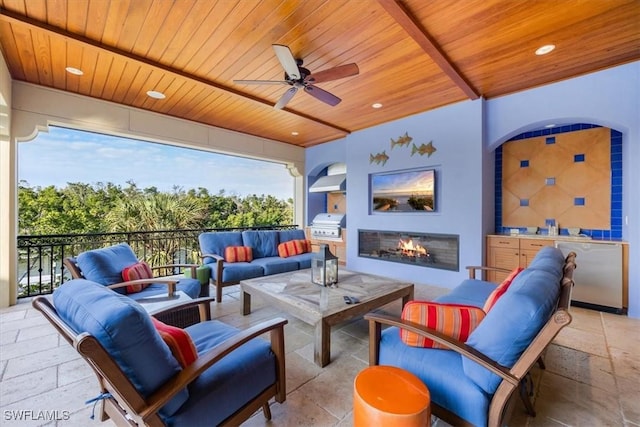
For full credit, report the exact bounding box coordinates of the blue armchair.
[64,243,205,327]
[33,279,287,426]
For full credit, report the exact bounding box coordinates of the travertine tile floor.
[1,283,638,426]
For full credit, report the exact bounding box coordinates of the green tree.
[104,191,208,265]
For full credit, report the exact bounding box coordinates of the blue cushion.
[284,252,315,269]
[278,229,306,243]
[251,257,299,276]
[242,230,279,258]
[53,279,188,417]
[198,232,243,264]
[463,268,561,394]
[217,262,264,283]
[433,279,497,308]
[126,278,201,300]
[527,246,565,277]
[75,243,139,294]
[166,321,276,425]
[379,327,490,427]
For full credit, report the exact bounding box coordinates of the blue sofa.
[366,246,577,427]
[199,229,315,302]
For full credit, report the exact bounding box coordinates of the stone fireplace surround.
[358,229,459,271]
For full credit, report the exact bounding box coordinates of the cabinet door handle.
[531,243,543,247]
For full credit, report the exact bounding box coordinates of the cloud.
[18,127,294,199]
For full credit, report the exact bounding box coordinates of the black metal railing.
[17,225,298,298]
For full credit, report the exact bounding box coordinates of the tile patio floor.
[1,283,639,426]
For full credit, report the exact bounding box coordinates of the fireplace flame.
[397,239,428,257]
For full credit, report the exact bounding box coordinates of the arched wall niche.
[488,117,628,151]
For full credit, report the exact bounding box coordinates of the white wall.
[486,61,640,318]
[0,52,16,307]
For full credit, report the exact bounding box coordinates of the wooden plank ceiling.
[1,0,639,147]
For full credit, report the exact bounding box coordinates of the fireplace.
[358,229,459,271]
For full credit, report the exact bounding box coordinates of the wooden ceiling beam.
[0,7,351,136]
[377,0,480,100]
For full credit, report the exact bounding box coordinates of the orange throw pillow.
[400,302,486,349]
[483,267,524,312]
[224,246,253,263]
[122,261,153,294]
[278,239,307,258]
[151,317,198,368]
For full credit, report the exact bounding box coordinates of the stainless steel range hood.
[309,173,346,193]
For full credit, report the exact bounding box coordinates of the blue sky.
[18,126,294,200]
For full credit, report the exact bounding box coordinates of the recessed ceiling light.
[291,131,299,136]
[544,123,556,128]
[146,90,166,99]
[372,103,383,109]
[535,44,555,56]
[65,67,83,76]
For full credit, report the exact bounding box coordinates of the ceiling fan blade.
[274,87,298,109]
[306,63,359,84]
[304,85,341,106]
[272,44,300,80]
[233,79,289,85]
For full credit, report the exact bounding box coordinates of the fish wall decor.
[369,151,389,166]
[411,141,437,157]
[390,132,413,149]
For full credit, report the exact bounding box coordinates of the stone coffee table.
[240,269,414,367]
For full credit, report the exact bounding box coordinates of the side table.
[353,365,431,426]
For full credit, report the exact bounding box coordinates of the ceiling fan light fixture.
[65,66,83,76]
[535,44,555,55]
[146,90,166,99]
[372,103,383,109]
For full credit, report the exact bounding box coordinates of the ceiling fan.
[234,44,359,109]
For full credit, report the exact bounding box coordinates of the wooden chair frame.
[33,296,287,427]
[200,253,237,303]
[365,252,576,427]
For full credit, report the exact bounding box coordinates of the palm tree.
[105,192,207,265]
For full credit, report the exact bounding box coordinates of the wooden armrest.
[149,297,215,322]
[142,317,289,416]
[107,278,178,296]
[364,313,518,386]
[465,265,511,280]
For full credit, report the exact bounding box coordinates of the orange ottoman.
[353,365,431,426]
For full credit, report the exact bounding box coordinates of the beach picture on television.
[371,168,435,212]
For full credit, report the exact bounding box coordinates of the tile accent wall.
[495,124,623,239]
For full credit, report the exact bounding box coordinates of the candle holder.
[311,244,338,287]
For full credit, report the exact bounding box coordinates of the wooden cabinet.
[486,236,554,283]
[306,228,347,266]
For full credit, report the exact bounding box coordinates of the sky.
[371,169,434,195]
[18,126,294,200]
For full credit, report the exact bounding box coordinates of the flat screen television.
[370,168,436,213]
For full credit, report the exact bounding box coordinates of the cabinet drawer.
[520,239,554,251]
[487,236,518,248]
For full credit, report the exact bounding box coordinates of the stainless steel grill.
[310,213,346,240]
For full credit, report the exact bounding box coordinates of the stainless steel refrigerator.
[555,241,624,314]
